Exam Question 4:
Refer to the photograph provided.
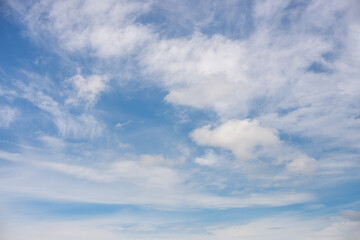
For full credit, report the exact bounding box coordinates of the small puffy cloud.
[0,106,17,128]
[191,119,280,160]
[115,121,130,128]
[194,150,219,166]
[66,73,109,105]
[286,154,317,175]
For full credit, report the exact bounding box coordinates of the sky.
[0,0,360,239]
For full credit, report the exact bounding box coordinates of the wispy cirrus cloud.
[0,149,314,209]
[8,0,153,58]
[9,78,104,139]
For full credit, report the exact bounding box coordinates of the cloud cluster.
[3,0,358,198]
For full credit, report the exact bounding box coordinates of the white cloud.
[0,149,313,209]
[141,33,249,116]
[8,0,153,58]
[0,105,17,128]
[9,0,360,160]
[286,154,317,175]
[194,150,219,166]
[191,119,319,177]
[141,16,334,119]
[0,150,21,162]
[65,73,109,105]
[139,0,360,166]
[2,2,360,235]
[57,113,103,139]
[17,81,104,139]
[191,119,280,160]
[115,121,130,128]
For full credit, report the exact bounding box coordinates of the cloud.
[3,212,360,240]
[191,119,280,160]
[16,81,104,139]
[65,73,109,105]
[8,0,360,158]
[140,11,334,118]
[2,1,360,239]
[8,0,153,58]
[139,0,360,165]
[141,33,249,116]
[0,105,17,128]
[115,121,131,128]
[209,216,360,240]
[194,149,219,166]
[38,135,66,151]
[0,149,314,209]
[191,119,319,176]
[117,142,130,149]
[0,150,21,162]
[286,154,317,175]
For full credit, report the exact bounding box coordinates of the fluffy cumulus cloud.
[140,13,334,119]
[141,34,249,115]
[191,119,280,160]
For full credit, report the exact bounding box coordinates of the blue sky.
[0,0,360,239]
